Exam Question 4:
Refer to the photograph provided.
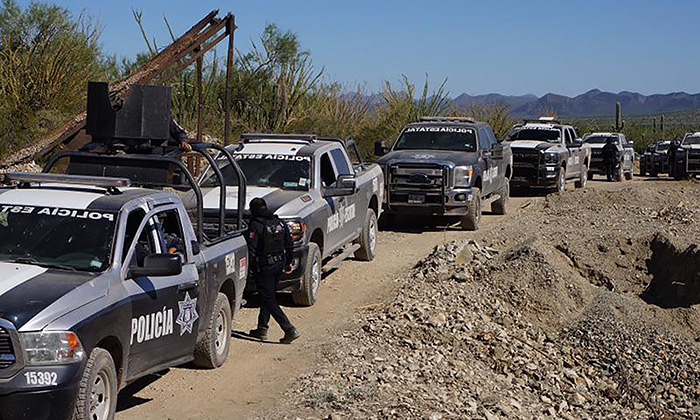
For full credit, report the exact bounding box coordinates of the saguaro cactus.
[660,114,665,139]
[612,102,625,132]
[653,117,657,135]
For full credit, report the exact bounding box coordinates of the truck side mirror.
[323,174,356,197]
[374,141,389,157]
[129,254,182,278]
[491,142,505,159]
[569,140,583,148]
[191,240,201,256]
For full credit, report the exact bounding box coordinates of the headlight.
[543,153,558,163]
[21,331,85,365]
[453,166,473,188]
[285,220,306,242]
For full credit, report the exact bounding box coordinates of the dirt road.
[115,181,631,420]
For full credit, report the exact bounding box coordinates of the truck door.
[564,128,580,177]
[620,135,633,172]
[329,147,362,243]
[319,152,345,255]
[478,128,494,194]
[122,205,200,377]
[484,126,505,193]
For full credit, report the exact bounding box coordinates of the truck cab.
[583,132,634,181]
[196,134,384,306]
[0,142,249,420]
[375,117,513,231]
[672,132,700,179]
[506,117,590,192]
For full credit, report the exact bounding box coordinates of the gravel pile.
[261,181,700,420]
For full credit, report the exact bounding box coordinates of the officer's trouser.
[255,261,293,332]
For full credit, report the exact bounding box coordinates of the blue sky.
[27,0,700,97]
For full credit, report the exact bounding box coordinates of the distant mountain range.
[453,89,700,117]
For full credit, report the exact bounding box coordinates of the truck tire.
[194,292,231,368]
[615,166,624,182]
[73,348,117,420]
[354,209,378,261]
[625,169,633,180]
[460,188,481,231]
[575,166,588,189]
[491,179,509,215]
[292,242,321,306]
[555,169,566,193]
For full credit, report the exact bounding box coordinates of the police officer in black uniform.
[246,197,301,344]
[602,136,620,181]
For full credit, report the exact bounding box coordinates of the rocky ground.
[261,180,700,419]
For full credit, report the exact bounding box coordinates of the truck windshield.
[683,136,700,145]
[584,135,616,144]
[656,143,670,151]
[508,128,561,143]
[203,155,311,191]
[394,129,477,152]
[0,205,116,272]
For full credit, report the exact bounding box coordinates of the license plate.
[408,194,425,204]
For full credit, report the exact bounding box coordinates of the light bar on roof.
[3,172,131,188]
[419,116,476,123]
[241,133,317,143]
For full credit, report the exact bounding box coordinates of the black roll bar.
[41,143,247,244]
[190,145,227,238]
[202,142,246,233]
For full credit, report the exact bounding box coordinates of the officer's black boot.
[280,327,301,344]
[249,327,269,341]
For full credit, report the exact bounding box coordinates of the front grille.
[0,327,15,369]
[512,148,541,169]
[388,163,447,205]
[688,151,700,172]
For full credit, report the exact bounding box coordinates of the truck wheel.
[555,169,566,193]
[491,179,509,215]
[292,242,321,306]
[460,188,481,231]
[625,170,633,180]
[615,166,624,182]
[575,166,588,189]
[73,348,117,420]
[194,292,231,368]
[354,209,378,261]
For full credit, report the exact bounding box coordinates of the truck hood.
[202,186,310,216]
[377,149,478,166]
[682,144,700,150]
[508,140,556,151]
[0,262,96,329]
[585,143,606,149]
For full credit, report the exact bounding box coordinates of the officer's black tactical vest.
[259,216,285,257]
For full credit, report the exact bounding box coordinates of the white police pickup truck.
[0,145,248,420]
[196,134,384,306]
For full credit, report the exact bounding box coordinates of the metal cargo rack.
[42,142,247,246]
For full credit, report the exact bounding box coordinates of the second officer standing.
[246,197,301,344]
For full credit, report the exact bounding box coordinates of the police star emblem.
[176,292,199,336]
